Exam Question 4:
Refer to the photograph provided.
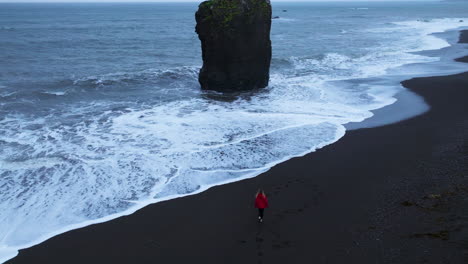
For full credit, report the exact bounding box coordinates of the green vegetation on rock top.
[199,0,271,28]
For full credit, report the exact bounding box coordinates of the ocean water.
[0,1,467,261]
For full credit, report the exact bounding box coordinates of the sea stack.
[195,0,272,92]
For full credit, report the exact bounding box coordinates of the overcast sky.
[0,0,439,3]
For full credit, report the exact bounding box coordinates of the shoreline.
[6,31,468,263]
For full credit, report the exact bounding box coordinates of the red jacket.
[255,193,268,209]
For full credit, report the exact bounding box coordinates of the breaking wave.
[72,66,199,88]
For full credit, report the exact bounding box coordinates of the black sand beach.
[7,31,468,264]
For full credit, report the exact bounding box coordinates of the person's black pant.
[258,208,264,218]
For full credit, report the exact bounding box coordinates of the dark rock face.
[195,0,272,92]
[459,29,468,44]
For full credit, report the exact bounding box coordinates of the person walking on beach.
[255,189,268,223]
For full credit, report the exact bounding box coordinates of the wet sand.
[7,31,468,264]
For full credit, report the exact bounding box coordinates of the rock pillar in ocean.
[195,0,272,91]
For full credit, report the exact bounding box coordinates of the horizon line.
[0,0,442,3]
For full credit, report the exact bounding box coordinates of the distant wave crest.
[72,66,199,88]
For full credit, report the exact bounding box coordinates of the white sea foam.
[273,18,297,22]
[72,66,199,87]
[349,7,369,10]
[0,92,16,98]
[41,91,67,96]
[0,86,15,98]
[393,18,468,51]
[1,17,468,263]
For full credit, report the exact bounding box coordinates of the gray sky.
[0,0,439,3]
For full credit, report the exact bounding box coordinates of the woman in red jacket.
[254,189,268,222]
